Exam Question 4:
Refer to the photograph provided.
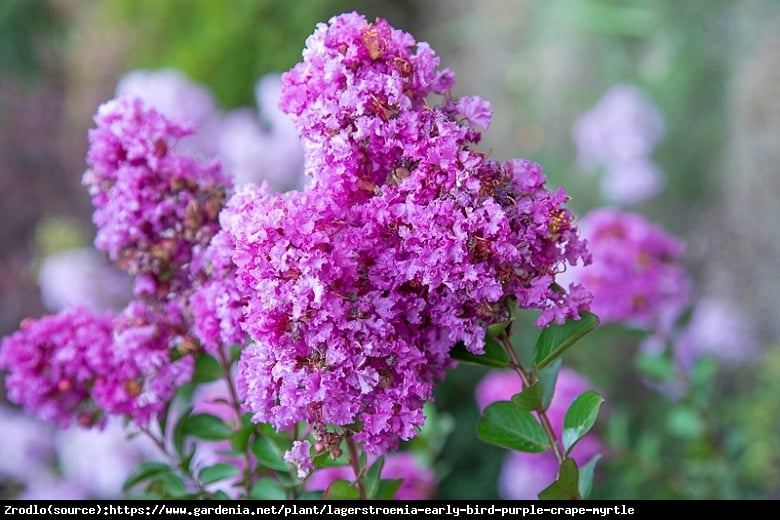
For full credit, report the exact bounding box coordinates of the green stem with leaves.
[216,345,256,493]
[497,330,566,464]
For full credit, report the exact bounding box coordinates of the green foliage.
[450,336,511,369]
[533,311,600,369]
[562,391,604,455]
[0,0,62,78]
[539,458,580,500]
[100,0,421,109]
[477,401,549,453]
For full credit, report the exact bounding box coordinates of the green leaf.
[578,454,602,499]
[486,297,516,337]
[477,401,549,453]
[173,406,193,458]
[539,358,562,411]
[375,478,404,500]
[563,391,604,454]
[313,448,350,468]
[230,344,243,364]
[230,424,254,453]
[539,458,580,500]
[186,413,233,441]
[533,311,599,369]
[252,436,289,472]
[192,353,223,383]
[199,463,240,485]
[323,479,360,499]
[153,470,188,498]
[250,477,287,500]
[511,383,542,411]
[122,461,171,493]
[450,336,511,369]
[365,455,385,498]
[665,406,705,439]
[634,350,676,381]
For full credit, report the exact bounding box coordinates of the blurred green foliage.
[0,0,62,78]
[103,0,422,109]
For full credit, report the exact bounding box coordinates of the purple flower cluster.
[475,368,603,500]
[84,96,228,298]
[1,94,246,428]
[228,12,591,455]
[0,301,195,428]
[572,84,666,205]
[0,307,115,427]
[564,207,690,331]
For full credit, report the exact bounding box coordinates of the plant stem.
[346,435,367,500]
[497,330,566,464]
[217,345,255,493]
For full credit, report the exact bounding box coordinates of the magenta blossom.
[0,307,115,428]
[563,207,690,332]
[230,12,591,456]
[84,96,229,298]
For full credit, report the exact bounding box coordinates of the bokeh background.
[2,0,780,499]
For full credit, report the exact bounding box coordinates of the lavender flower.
[0,405,57,485]
[55,418,158,498]
[284,440,314,480]
[572,84,666,205]
[673,297,758,370]
[217,74,306,191]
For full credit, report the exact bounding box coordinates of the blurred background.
[2,0,780,500]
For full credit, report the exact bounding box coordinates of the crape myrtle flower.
[0,306,115,428]
[572,84,666,205]
[564,207,690,331]
[83,96,228,299]
[0,301,196,429]
[115,68,222,157]
[229,12,591,455]
[188,228,248,356]
[117,68,306,191]
[90,299,196,426]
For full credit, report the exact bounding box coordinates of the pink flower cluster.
[1,97,244,428]
[0,302,193,427]
[564,207,690,331]
[475,368,603,500]
[229,12,591,455]
[84,96,228,298]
